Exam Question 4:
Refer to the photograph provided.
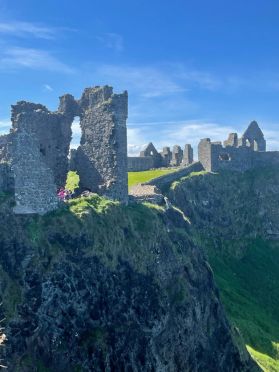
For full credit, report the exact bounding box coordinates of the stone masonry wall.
[12,129,58,215]
[73,86,128,202]
[0,85,128,214]
[12,101,73,188]
[128,143,194,171]
[128,157,154,171]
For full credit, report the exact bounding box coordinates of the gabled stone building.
[198,121,278,172]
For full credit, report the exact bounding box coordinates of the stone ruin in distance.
[0,86,128,215]
[1,84,279,215]
[128,121,279,173]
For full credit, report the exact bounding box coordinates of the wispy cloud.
[97,64,186,97]
[264,128,279,151]
[127,127,149,156]
[0,20,56,39]
[96,33,124,52]
[0,47,74,73]
[127,119,279,157]
[43,84,54,92]
[95,63,243,99]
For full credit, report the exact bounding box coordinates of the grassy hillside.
[66,168,279,370]
[169,169,279,371]
[0,191,254,371]
[205,239,279,371]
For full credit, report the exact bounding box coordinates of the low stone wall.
[128,156,154,171]
[144,162,204,190]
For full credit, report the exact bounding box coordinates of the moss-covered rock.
[169,166,279,370]
[0,194,255,371]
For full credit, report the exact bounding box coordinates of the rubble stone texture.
[161,146,172,167]
[181,144,194,166]
[0,86,129,214]
[72,86,128,202]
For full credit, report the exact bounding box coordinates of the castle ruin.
[128,143,194,171]
[0,86,128,215]
[128,121,279,173]
[0,85,278,216]
[198,121,279,172]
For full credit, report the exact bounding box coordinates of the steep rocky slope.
[169,167,279,371]
[0,193,255,371]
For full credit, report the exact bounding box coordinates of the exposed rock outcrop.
[0,194,256,371]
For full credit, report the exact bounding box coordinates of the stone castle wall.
[128,143,194,171]
[128,157,154,171]
[70,86,128,202]
[198,121,279,172]
[12,129,59,215]
[0,85,129,214]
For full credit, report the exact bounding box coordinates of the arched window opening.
[245,139,251,147]
[70,116,82,150]
[65,116,82,197]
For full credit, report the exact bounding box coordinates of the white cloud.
[0,47,74,73]
[127,127,149,156]
[164,121,236,145]
[97,64,185,98]
[96,33,124,52]
[127,119,279,158]
[0,20,56,39]
[43,84,53,92]
[127,120,238,157]
[264,128,279,151]
[70,118,82,149]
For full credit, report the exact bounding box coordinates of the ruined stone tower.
[70,86,128,202]
[0,85,129,214]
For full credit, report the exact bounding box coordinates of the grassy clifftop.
[169,167,279,371]
[0,192,253,371]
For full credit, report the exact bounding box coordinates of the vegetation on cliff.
[0,192,253,371]
[169,167,279,371]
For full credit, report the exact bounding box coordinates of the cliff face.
[169,167,279,242]
[0,194,255,371]
[168,167,279,370]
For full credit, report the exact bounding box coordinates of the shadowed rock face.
[0,197,256,371]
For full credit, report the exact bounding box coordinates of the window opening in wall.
[245,139,251,147]
[219,153,231,161]
[65,116,82,196]
[70,116,82,149]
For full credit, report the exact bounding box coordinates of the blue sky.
[1,0,279,156]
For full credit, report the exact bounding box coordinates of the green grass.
[65,171,80,192]
[128,168,178,188]
[66,169,179,191]
[205,238,279,371]
[171,170,209,189]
